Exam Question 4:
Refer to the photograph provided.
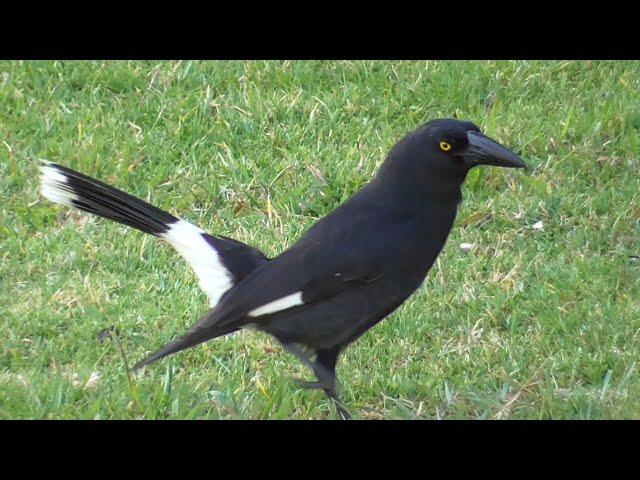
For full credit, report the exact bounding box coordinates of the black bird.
[39,118,525,419]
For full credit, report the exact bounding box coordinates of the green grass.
[2,60,640,419]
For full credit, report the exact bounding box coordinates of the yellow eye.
[440,141,452,152]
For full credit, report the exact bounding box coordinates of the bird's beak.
[463,131,526,169]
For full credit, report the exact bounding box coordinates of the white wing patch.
[248,292,304,318]
[40,162,78,206]
[162,220,234,307]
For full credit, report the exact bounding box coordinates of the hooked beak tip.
[466,131,526,170]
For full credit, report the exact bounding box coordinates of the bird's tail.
[39,161,269,368]
[39,161,269,306]
[133,323,240,370]
[39,161,179,237]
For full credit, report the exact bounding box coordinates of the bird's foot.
[325,390,351,420]
[290,377,351,419]
[335,404,351,420]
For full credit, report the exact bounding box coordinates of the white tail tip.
[39,163,77,206]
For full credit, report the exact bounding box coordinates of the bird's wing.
[133,201,423,369]
[196,204,415,330]
[39,161,269,307]
[133,207,405,369]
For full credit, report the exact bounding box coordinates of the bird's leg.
[315,348,351,420]
[282,343,334,386]
[281,344,330,392]
[281,343,320,375]
[313,348,351,420]
[323,386,351,420]
[293,371,334,390]
[282,343,351,419]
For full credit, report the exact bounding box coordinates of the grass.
[1,60,640,419]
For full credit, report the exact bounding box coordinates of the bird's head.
[423,118,525,171]
[378,119,525,193]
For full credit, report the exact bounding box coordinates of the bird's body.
[219,180,458,349]
[39,118,525,418]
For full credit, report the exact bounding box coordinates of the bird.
[39,118,526,419]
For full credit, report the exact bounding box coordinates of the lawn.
[1,60,639,419]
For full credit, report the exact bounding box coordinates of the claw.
[336,405,351,420]
[322,387,352,420]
